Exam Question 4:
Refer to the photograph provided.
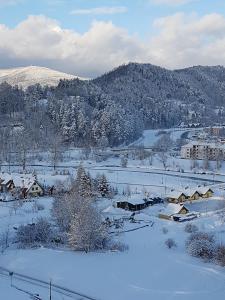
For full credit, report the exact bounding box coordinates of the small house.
[159,203,189,220]
[21,181,44,198]
[0,173,15,193]
[197,187,213,198]
[166,191,187,203]
[0,173,44,199]
[185,189,201,201]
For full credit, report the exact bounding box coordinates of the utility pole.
[9,272,13,287]
[49,279,52,300]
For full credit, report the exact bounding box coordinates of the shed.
[117,198,151,211]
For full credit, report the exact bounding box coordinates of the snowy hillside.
[0,66,85,88]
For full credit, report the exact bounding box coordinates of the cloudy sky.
[0,0,225,77]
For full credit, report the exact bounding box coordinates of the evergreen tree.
[97,174,110,197]
[74,165,93,198]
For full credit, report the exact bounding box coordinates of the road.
[2,162,224,184]
[88,166,224,184]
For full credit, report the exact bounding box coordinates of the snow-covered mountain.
[0,66,84,88]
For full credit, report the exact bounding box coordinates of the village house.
[197,187,213,198]
[205,126,225,137]
[159,203,189,220]
[0,173,14,193]
[166,191,187,204]
[166,187,214,203]
[184,189,201,201]
[0,173,44,199]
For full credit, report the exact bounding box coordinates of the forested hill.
[93,63,225,128]
[1,63,225,150]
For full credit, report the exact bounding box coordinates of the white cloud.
[70,6,127,15]
[151,0,197,6]
[149,13,225,68]
[1,13,225,77]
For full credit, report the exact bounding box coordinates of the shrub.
[162,227,168,234]
[16,218,52,248]
[165,238,177,249]
[121,156,128,168]
[186,232,215,261]
[215,245,225,267]
[107,240,129,252]
[32,201,45,213]
[184,223,198,233]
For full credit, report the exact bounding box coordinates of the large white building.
[181,142,225,160]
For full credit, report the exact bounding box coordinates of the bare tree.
[0,227,10,253]
[50,133,63,171]
[154,134,173,152]
[121,156,128,168]
[203,156,210,170]
[216,152,223,170]
[158,152,168,170]
[15,129,30,172]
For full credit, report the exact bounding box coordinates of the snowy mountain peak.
[0,66,85,88]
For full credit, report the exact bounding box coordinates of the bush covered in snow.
[215,245,225,267]
[184,223,199,233]
[165,238,177,249]
[106,240,129,252]
[16,218,53,248]
[186,232,215,261]
[162,227,169,234]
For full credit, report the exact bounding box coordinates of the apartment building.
[181,142,225,160]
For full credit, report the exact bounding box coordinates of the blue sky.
[1,0,225,36]
[0,0,225,76]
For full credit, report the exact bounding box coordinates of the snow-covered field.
[0,192,225,300]
[1,208,225,300]
[130,128,191,147]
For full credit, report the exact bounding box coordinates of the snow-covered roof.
[166,191,185,199]
[126,198,146,205]
[0,173,36,190]
[161,203,187,215]
[184,188,199,197]
[0,173,12,184]
[197,187,213,195]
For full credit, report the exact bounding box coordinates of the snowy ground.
[1,128,225,299]
[0,194,225,300]
[129,128,191,148]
